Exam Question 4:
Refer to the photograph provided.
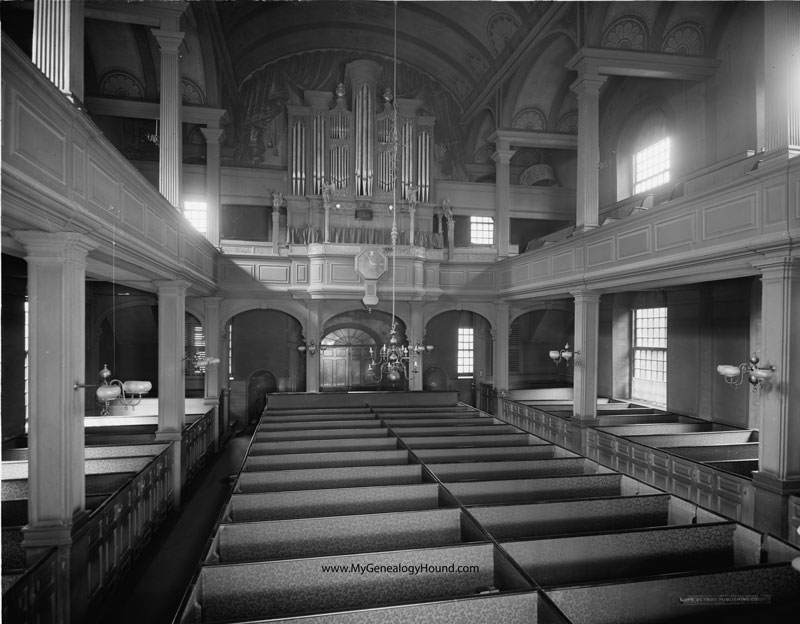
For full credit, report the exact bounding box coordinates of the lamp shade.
[123,380,152,395]
[750,368,773,380]
[549,350,560,360]
[96,385,121,401]
[716,365,740,377]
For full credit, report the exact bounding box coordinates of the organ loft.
[2,1,800,623]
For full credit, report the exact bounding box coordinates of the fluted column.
[200,128,223,247]
[153,29,184,208]
[571,73,607,230]
[762,2,800,160]
[13,231,96,623]
[203,297,222,450]
[572,290,601,423]
[32,0,84,102]
[155,279,189,509]
[492,147,515,257]
[751,257,800,539]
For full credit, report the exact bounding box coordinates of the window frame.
[469,216,494,246]
[183,200,208,236]
[632,136,671,195]
[457,326,474,378]
[631,306,668,407]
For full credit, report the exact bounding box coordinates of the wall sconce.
[76,365,152,416]
[297,340,325,356]
[716,354,775,391]
[549,343,579,366]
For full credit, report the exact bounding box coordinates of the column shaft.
[763,2,800,156]
[572,290,601,421]
[153,29,184,208]
[571,74,606,230]
[492,148,514,257]
[203,297,222,449]
[492,303,510,408]
[32,0,84,101]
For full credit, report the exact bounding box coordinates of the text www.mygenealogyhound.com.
[321,563,480,576]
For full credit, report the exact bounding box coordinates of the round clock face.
[355,249,388,280]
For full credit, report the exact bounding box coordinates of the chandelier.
[368,2,433,385]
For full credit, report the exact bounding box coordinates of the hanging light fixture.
[76,209,153,414]
[369,1,433,385]
[549,343,579,366]
[716,354,775,391]
[297,339,325,356]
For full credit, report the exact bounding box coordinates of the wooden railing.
[182,409,216,488]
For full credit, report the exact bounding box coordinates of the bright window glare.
[633,137,670,194]
[184,201,207,235]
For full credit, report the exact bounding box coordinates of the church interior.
[2,1,800,622]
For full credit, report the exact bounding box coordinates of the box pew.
[234,463,426,493]
[248,437,399,455]
[703,459,758,477]
[257,418,383,431]
[389,424,520,437]
[402,433,543,449]
[259,411,377,423]
[376,411,484,421]
[254,427,391,442]
[380,416,496,427]
[265,391,459,411]
[373,405,475,414]
[667,443,758,462]
[546,564,800,624]
[623,429,759,448]
[177,543,532,623]
[501,522,797,588]
[469,493,721,540]
[206,507,485,564]
[244,449,411,471]
[428,457,614,482]
[224,483,454,522]
[595,423,734,436]
[203,592,552,624]
[446,473,655,506]
[412,444,575,463]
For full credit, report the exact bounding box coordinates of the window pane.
[470,216,493,245]
[633,137,670,194]
[457,327,473,376]
[632,307,667,405]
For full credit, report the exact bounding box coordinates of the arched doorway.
[319,327,380,392]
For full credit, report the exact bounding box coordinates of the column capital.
[151,28,185,54]
[492,149,516,165]
[570,289,602,304]
[153,278,191,294]
[752,255,800,277]
[12,230,98,260]
[201,127,225,144]
[570,73,608,96]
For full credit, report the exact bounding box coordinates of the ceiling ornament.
[662,22,704,56]
[602,16,649,51]
[512,108,547,131]
[99,70,144,99]
[487,13,521,57]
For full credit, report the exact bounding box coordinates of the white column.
[203,297,222,450]
[762,2,800,160]
[751,257,800,539]
[492,147,515,257]
[153,29,184,208]
[155,279,189,509]
[200,128,223,247]
[14,231,96,623]
[572,290,601,421]
[32,0,84,102]
[492,302,510,410]
[571,73,607,230]
[306,302,321,392]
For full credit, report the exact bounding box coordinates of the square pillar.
[492,147,515,257]
[751,257,800,539]
[200,128,224,247]
[492,302,510,410]
[572,290,601,421]
[154,279,189,509]
[571,73,607,231]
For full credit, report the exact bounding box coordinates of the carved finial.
[335,83,345,99]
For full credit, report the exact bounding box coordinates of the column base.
[751,471,800,539]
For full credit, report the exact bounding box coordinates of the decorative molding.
[512,108,547,131]
[602,15,649,51]
[99,70,145,98]
[662,22,704,56]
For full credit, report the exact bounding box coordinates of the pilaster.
[492,302,510,411]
